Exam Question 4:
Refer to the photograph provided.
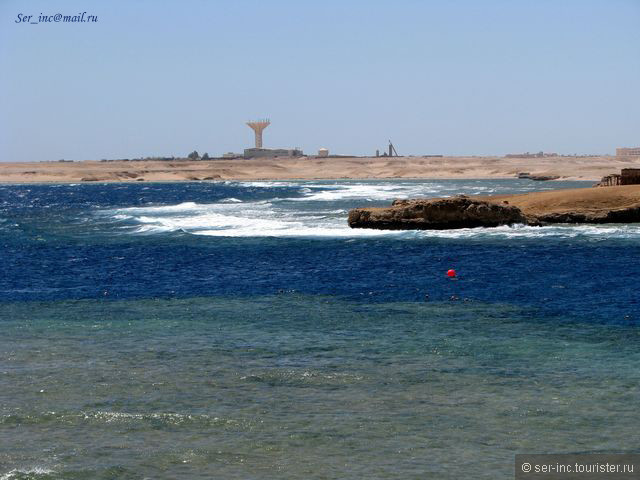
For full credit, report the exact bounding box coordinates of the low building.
[621,168,640,185]
[506,151,547,158]
[598,174,621,187]
[616,147,640,157]
[597,168,640,187]
[243,148,304,159]
[506,152,532,158]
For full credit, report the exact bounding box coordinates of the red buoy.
[447,269,457,278]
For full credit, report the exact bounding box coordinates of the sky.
[0,0,639,161]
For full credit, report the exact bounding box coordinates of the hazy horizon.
[1,0,639,162]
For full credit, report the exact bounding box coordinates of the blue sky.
[1,0,638,161]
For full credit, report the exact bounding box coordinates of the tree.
[202,152,210,160]
[187,150,199,160]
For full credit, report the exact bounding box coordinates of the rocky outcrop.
[516,173,560,181]
[528,175,560,181]
[348,185,640,230]
[535,206,640,224]
[348,196,529,230]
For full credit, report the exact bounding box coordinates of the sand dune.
[0,155,638,183]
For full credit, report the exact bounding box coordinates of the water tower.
[246,119,270,148]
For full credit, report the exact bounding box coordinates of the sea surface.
[1,179,639,479]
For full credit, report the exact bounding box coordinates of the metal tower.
[246,119,270,148]
[388,140,398,157]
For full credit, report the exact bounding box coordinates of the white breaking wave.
[1,468,55,480]
[294,182,467,202]
[106,200,398,237]
[411,223,640,240]
[239,180,548,203]
[96,181,640,240]
[101,200,640,239]
[192,225,397,238]
[116,201,201,214]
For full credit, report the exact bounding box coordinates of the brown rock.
[348,196,529,230]
[350,185,640,230]
[535,206,640,224]
[483,184,640,224]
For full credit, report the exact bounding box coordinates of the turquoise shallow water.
[2,295,639,479]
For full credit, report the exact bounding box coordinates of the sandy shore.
[1,155,638,183]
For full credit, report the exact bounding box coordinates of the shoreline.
[1,155,637,184]
[0,177,593,186]
[348,184,640,230]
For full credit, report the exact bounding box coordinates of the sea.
[1,179,639,479]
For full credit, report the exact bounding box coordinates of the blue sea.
[1,179,639,479]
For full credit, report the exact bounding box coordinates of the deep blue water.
[1,180,639,479]
[1,180,638,323]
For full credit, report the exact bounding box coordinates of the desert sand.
[1,155,639,183]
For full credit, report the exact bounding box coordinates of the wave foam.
[234,180,502,202]
[403,223,640,240]
[101,199,398,238]
[295,183,442,202]
[1,468,54,480]
[95,181,640,240]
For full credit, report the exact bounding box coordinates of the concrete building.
[240,120,304,158]
[597,168,640,187]
[505,151,557,158]
[621,168,640,185]
[318,148,329,157]
[616,147,640,157]
[244,148,303,159]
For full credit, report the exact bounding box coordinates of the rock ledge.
[348,196,529,230]
[348,185,640,230]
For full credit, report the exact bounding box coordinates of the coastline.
[348,184,640,230]
[1,155,637,184]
